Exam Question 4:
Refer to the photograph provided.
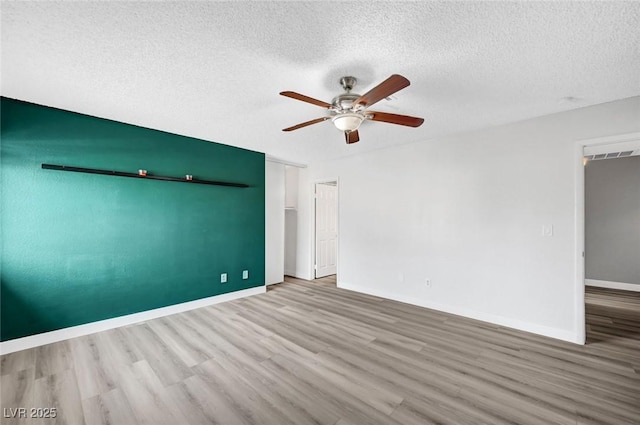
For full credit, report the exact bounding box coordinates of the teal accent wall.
[0,97,265,341]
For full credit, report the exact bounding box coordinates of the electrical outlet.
[221,273,227,283]
[425,279,431,288]
[242,270,249,280]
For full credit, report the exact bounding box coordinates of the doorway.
[575,133,640,344]
[584,149,640,291]
[314,181,338,279]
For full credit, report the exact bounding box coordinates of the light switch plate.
[542,225,553,237]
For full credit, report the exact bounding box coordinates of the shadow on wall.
[285,209,297,276]
[0,282,55,341]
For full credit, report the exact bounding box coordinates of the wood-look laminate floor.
[2,279,639,425]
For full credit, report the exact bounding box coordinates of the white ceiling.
[2,2,639,165]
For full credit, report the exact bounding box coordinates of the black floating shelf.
[41,164,249,188]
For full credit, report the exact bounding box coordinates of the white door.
[315,183,337,278]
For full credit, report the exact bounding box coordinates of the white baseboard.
[585,279,640,292]
[0,286,266,355]
[290,270,313,280]
[338,282,580,344]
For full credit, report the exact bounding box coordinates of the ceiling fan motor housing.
[331,93,362,112]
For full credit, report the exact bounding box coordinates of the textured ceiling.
[2,2,639,165]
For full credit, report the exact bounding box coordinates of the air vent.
[584,150,638,161]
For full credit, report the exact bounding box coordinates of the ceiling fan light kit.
[280,74,424,144]
[332,112,364,132]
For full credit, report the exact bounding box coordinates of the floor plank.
[1,279,639,425]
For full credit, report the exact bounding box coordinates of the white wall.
[285,166,299,209]
[284,166,299,276]
[295,96,640,343]
[265,160,285,285]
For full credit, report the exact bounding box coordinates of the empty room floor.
[1,279,639,425]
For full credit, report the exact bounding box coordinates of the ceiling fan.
[280,74,424,144]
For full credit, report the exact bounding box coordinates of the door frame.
[311,178,339,279]
[574,131,640,344]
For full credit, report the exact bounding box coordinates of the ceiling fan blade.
[368,111,424,127]
[282,117,330,132]
[345,130,360,144]
[353,74,410,108]
[280,91,331,108]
